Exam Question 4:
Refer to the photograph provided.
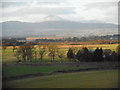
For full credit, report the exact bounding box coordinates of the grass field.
[2,48,16,64]
[3,65,95,78]
[3,69,118,88]
[3,61,118,78]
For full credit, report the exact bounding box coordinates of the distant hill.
[1,20,118,37]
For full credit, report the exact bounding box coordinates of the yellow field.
[5,44,119,51]
[58,44,118,50]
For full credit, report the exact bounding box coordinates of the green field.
[3,65,95,78]
[3,70,118,88]
[2,48,17,64]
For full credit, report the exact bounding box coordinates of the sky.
[0,0,119,24]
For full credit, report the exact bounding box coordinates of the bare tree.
[38,45,46,61]
[14,42,34,62]
[34,50,37,60]
[25,43,34,61]
[14,49,22,63]
[57,48,65,62]
[2,43,8,52]
[48,44,58,62]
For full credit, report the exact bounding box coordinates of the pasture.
[3,65,92,78]
[2,44,119,88]
[3,69,118,88]
[3,61,118,78]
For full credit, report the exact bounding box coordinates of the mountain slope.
[1,21,118,37]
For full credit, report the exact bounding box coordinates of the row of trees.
[10,43,120,62]
[14,43,63,62]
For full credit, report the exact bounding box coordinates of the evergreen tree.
[82,47,89,53]
[81,47,89,62]
[99,48,104,61]
[76,50,82,61]
[94,47,104,62]
[67,48,75,59]
[111,51,118,62]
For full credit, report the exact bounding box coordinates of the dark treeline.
[67,47,119,62]
[2,39,25,46]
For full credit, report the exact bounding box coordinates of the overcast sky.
[0,0,119,24]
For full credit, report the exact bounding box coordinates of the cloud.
[2,2,75,22]
[19,6,74,15]
[2,2,75,15]
[2,2,26,8]
[1,0,119,2]
[84,2,117,10]
[0,0,118,24]
[82,2,118,24]
[3,7,74,17]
